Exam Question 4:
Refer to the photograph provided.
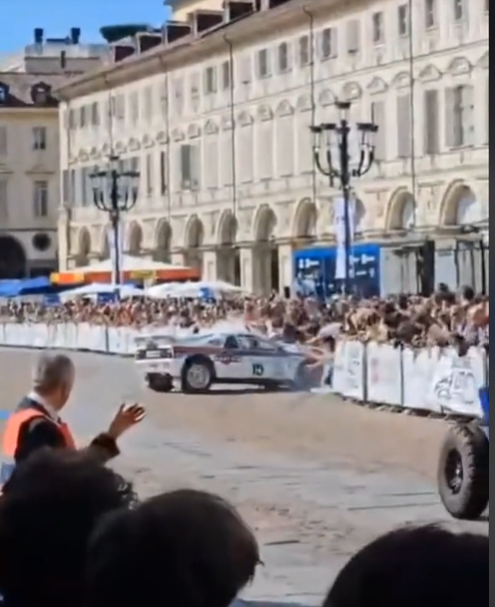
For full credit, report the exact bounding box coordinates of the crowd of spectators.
[0,448,488,607]
[0,284,489,354]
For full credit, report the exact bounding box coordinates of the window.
[423,90,439,154]
[79,106,87,128]
[425,0,437,28]
[33,180,49,217]
[90,102,99,126]
[238,55,252,84]
[204,67,217,94]
[372,12,385,44]
[257,49,270,78]
[0,126,7,155]
[398,5,409,36]
[446,85,475,148]
[179,144,200,189]
[221,60,231,90]
[32,85,49,105]
[453,0,465,21]
[0,180,7,220]
[321,27,337,59]
[298,35,310,66]
[346,20,360,54]
[145,153,153,195]
[159,151,167,195]
[278,42,290,72]
[33,126,47,151]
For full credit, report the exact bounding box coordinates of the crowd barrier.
[0,322,488,420]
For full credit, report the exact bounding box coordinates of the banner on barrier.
[0,323,488,418]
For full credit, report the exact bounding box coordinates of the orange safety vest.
[0,408,76,486]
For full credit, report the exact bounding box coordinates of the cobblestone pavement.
[1,350,488,606]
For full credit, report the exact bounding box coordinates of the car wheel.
[437,424,489,520]
[181,357,214,393]
[147,373,174,393]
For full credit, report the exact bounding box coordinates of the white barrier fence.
[0,322,488,419]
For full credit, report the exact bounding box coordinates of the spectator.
[322,524,488,607]
[85,488,261,607]
[0,449,137,607]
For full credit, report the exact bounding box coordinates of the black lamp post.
[90,155,140,291]
[310,100,378,294]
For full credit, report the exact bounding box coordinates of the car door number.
[252,363,264,377]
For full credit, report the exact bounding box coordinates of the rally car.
[134,331,312,393]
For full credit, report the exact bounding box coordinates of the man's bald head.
[33,353,75,408]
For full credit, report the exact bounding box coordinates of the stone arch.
[0,235,26,278]
[127,221,143,255]
[252,205,277,242]
[184,214,204,249]
[438,180,481,226]
[155,219,172,263]
[385,187,416,230]
[292,198,317,238]
[216,210,238,246]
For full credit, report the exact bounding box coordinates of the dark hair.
[0,449,136,607]
[462,285,475,302]
[323,524,488,607]
[85,488,260,607]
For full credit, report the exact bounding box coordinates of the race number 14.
[252,363,264,377]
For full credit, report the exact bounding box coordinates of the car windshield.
[238,335,276,350]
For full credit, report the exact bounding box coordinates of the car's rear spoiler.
[134,334,177,347]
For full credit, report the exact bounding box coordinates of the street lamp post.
[310,101,378,294]
[90,155,140,293]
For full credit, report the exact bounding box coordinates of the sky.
[1,0,172,52]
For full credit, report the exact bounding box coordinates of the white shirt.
[27,391,59,422]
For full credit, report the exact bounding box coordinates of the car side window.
[225,336,239,349]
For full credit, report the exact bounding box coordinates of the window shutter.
[204,136,219,189]
[159,151,167,195]
[190,144,201,189]
[444,87,456,148]
[221,131,233,186]
[276,114,294,176]
[257,120,273,179]
[180,144,191,185]
[423,90,439,154]
[371,100,386,160]
[461,84,475,146]
[396,94,411,157]
[238,125,254,183]
[297,118,313,173]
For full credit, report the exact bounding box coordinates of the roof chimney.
[70,27,81,44]
[34,28,44,44]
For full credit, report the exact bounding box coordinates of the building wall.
[173,0,224,22]
[0,109,60,275]
[58,0,489,292]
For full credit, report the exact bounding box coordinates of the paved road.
[0,350,488,606]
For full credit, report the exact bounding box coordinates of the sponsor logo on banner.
[429,355,482,417]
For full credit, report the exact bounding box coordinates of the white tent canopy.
[146,280,244,300]
[59,282,144,301]
[75,255,191,274]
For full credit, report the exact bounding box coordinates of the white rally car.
[134,331,311,393]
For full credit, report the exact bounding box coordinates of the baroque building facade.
[56,0,489,293]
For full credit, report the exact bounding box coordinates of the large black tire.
[181,356,214,394]
[437,424,489,520]
[147,373,173,393]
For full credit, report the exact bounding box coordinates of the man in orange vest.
[0,352,145,484]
